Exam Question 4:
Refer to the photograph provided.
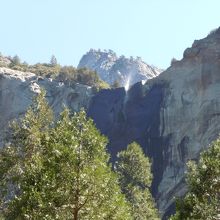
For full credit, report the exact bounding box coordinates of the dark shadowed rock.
[88,28,220,218]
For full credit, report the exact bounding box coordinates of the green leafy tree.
[0,91,131,219]
[115,142,160,220]
[170,139,220,220]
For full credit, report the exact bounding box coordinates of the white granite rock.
[78,49,162,88]
[0,67,94,145]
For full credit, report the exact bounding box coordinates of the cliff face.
[88,28,220,217]
[78,49,162,88]
[0,67,94,145]
[1,28,220,218]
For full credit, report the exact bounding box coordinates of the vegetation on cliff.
[171,139,220,220]
[0,54,109,90]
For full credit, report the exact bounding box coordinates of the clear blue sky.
[1,0,220,69]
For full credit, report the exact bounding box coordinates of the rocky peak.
[78,49,162,88]
[169,27,220,67]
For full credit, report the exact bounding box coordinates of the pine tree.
[0,92,131,219]
[0,90,54,219]
[170,139,220,220]
[112,80,120,88]
[115,142,160,220]
[43,109,131,219]
[12,55,21,65]
[50,55,57,66]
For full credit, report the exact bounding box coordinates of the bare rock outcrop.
[78,49,162,88]
[0,67,94,145]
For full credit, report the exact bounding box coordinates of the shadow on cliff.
[88,82,172,214]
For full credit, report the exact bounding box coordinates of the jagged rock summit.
[78,49,162,88]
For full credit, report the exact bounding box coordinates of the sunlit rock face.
[78,49,162,88]
[0,67,94,145]
[88,28,220,218]
[0,56,11,66]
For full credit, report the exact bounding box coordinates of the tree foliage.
[0,91,131,219]
[50,55,58,67]
[171,139,220,220]
[115,142,160,220]
[112,80,120,89]
[0,52,109,90]
[11,55,21,66]
[57,67,109,89]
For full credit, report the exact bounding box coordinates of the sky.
[0,0,220,69]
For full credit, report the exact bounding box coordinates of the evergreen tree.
[44,109,131,220]
[0,90,54,219]
[115,142,160,220]
[50,55,57,66]
[12,55,21,65]
[0,91,131,219]
[170,139,220,220]
[112,80,120,88]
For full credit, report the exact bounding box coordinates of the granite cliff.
[0,67,94,145]
[1,28,220,218]
[88,28,220,217]
[78,49,162,88]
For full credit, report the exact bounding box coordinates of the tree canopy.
[115,142,160,220]
[0,91,131,220]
